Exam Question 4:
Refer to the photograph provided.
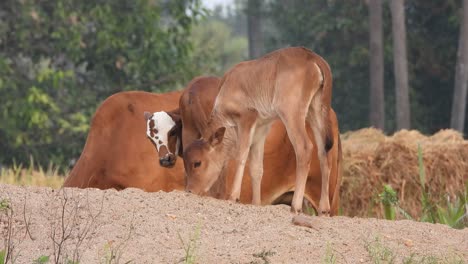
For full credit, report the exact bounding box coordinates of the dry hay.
[340,128,468,218]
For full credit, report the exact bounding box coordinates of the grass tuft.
[0,157,65,188]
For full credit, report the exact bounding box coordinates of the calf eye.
[194,161,201,168]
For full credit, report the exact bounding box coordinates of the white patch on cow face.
[146,111,176,153]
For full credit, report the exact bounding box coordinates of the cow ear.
[144,111,152,120]
[209,127,226,146]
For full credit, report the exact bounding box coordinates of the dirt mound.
[341,128,468,218]
[0,184,467,263]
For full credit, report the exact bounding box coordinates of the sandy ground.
[1,183,467,264]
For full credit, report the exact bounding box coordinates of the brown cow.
[182,47,334,215]
[63,90,185,191]
[145,76,342,214]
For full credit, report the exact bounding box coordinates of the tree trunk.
[369,0,385,130]
[247,0,263,59]
[451,0,468,132]
[390,0,411,130]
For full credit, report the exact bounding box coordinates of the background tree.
[246,0,264,59]
[369,0,386,130]
[0,0,204,168]
[189,4,248,76]
[451,0,468,132]
[390,0,411,130]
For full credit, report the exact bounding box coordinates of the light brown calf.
[182,47,334,215]
[147,75,342,214]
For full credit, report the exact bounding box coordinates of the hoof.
[290,206,302,215]
[318,211,330,217]
[228,196,240,203]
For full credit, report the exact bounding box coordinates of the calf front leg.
[247,124,270,205]
[229,119,257,202]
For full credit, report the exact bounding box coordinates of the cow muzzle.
[159,154,176,167]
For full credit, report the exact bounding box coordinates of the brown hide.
[178,76,342,215]
[64,85,342,215]
[63,91,185,192]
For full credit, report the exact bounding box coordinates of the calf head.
[144,110,182,168]
[183,127,227,194]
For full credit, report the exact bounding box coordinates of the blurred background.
[0,0,466,171]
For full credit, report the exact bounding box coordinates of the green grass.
[177,224,202,264]
[250,249,276,264]
[322,243,337,264]
[365,237,396,264]
[378,144,468,229]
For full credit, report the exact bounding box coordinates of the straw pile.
[340,128,468,218]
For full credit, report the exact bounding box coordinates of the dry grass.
[0,160,65,189]
[341,128,468,218]
[1,128,466,221]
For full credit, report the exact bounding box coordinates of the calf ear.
[167,109,182,136]
[209,127,226,146]
[144,111,152,120]
[167,108,181,123]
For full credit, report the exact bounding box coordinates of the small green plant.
[364,237,396,264]
[417,144,437,223]
[322,243,337,264]
[0,199,10,210]
[304,201,317,216]
[252,249,276,264]
[378,144,467,228]
[33,255,50,264]
[177,224,202,264]
[0,250,5,264]
[379,185,398,220]
[402,253,465,264]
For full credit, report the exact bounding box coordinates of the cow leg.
[278,111,313,214]
[229,117,257,202]
[248,123,271,205]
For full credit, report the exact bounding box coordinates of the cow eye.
[194,161,201,168]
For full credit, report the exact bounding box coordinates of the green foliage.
[265,0,374,132]
[365,237,396,264]
[378,145,467,228]
[0,199,9,211]
[263,0,466,134]
[177,224,202,264]
[190,19,248,76]
[0,250,5,264]
[322,243,337,264]
[33,255,50,264]
[417,144,437,223]
[379,185,398,220]
[251,249,276,264]
[435,181,468,229]
[403,253,465,264]
[0,0,205,169]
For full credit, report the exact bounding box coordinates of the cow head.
[183,127,227,194]
[144,110,182,168]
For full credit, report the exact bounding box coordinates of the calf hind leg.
[279,113,314,214]
[307,109,331,216]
